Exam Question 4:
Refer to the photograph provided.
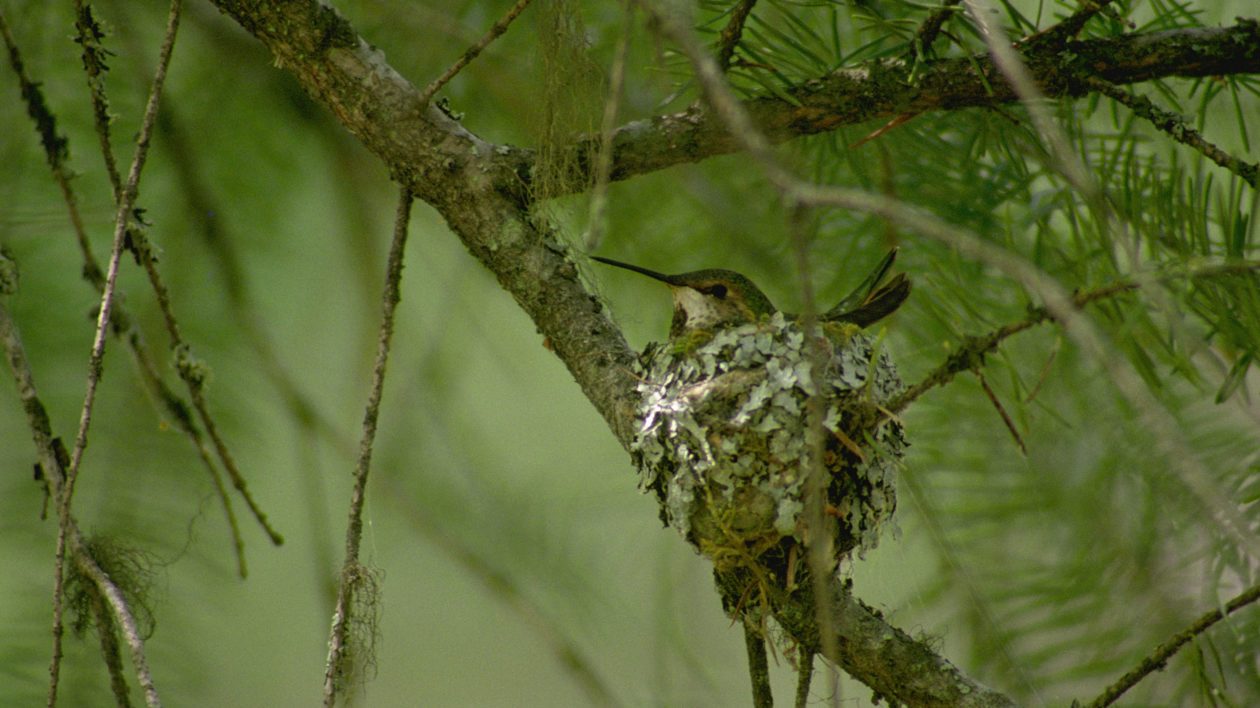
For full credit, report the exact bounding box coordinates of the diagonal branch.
[208,0,641,446]
[1,287,163,708]
[1087,580,1260,707]
[1083,74,1258,187]
[418,0,534,105]
[715,0,758,72]
[888,261,1260,413]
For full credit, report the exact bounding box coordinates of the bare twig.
[14,0,270,576]
[964,0,1104,208]
[1088,581,1260,707]
[974,369,1027,455]
[0,5,102,290]
[418,0,534,106]
[110,3,283,557]
[130,231,285,552]
[1083,75,1258,188]
[64,0,182,519]
[637,0,789,187]
[582,2,634,251]
[0,15,72,702]
[323,186,413,705]
[83,576,132,706]
[786,205,843,686]
[0,285,69,708]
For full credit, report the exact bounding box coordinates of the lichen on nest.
[628,312,906,577]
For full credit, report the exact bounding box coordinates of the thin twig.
[964,0,1104,208]
[1088,581,1260,707]
[887,261,1260,413]
[1029,0,1118,47]
[974,369,1027,455]
[1083,75,1258,188]
[0,14,74,704]
[1022,338,1059,404]
[793,649,814,708]
[0,288,70,708]
[323,186,413,706]
[2,292,163,708]
[64,0,182,518]
[6,1,259,574]
[105,2,282,556]
[912,0,962,57]
[715,0,758,72]
[73,0,124,201]
[131,231,284,550]
[582,2,634,251]
[28,1,180,701]
[743,620,773,708]
[637,0,790,188]
[84,577,132,706]
[0,5,105,290]
[418,0,534,106]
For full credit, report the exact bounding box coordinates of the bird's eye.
[705,284,727,299]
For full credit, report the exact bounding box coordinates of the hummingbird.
[593,248,910,340]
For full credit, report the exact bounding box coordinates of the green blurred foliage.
[1,0,1258,706]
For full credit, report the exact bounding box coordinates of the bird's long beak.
[591,256,680,286]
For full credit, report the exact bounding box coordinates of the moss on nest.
[629,313,906,580]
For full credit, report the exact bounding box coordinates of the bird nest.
[628,313,906,580]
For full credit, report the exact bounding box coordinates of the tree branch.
[715,0,758,72]
[1,288,163,708]
[323,187,412,705]
[207,0,641,446]
[715,569,1017,708]
[1087,580,1260,706]
[197,1,1257,704]
[508,19,1260,196]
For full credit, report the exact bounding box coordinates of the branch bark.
[202,1,1259,703]
[507,20,1260,196]
[205,0,641,446]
